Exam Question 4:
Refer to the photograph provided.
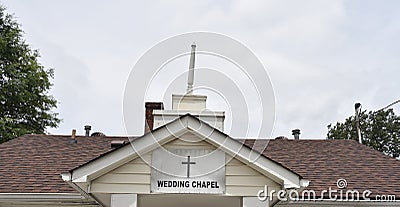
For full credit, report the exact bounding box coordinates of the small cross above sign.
[181,155,196,178]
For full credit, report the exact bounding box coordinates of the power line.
[378,99,400,111]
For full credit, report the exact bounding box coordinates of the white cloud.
[2,0,399,138]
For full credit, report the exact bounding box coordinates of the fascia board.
[185,116,301,188]
[70,116,191,182]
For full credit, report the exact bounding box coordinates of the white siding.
[225,156,281,196]
[91,133,282,197]
[91,154,151,194]
[163,132,216,150]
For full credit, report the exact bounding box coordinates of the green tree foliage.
[0,5,60,143]
[327,108,400,158]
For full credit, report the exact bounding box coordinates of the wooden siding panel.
[111,163,150,174]
[225,157,281,196]
[164,132,216,149]
[95,173,150,184]
[91,155,151,194]
[91,183,150,194]
[226,186,281,197]
[226,165,260,176]
[226,175,277,186]
[91,140,283,196]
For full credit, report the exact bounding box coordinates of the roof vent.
[111,140,127,149]
[275,136,289,140]
[69,129,77,144]
[84,125,91,136]
[91,132,106,137]
[292,129,301,140]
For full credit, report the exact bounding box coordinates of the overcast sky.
[2,0,399,139]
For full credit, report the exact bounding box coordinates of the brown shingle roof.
[0,134,129,193]
[1,134,399,199]
[242,139,400,199]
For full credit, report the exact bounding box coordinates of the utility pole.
[355,103,362,144]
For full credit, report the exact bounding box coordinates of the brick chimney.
[144,102,164,133]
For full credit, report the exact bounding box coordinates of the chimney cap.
[292,129,301,135]
[145,102,164,108]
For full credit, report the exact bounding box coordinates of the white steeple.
[186,43,196,94]
[152,44,225,131]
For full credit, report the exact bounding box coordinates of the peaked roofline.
[63,114,308,190]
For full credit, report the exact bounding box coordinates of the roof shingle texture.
[1,134,400,199]
[0,134,128,193]
[242,139,400,198]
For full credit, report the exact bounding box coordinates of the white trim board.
[63,114,308,195]
[0,193,99,207]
